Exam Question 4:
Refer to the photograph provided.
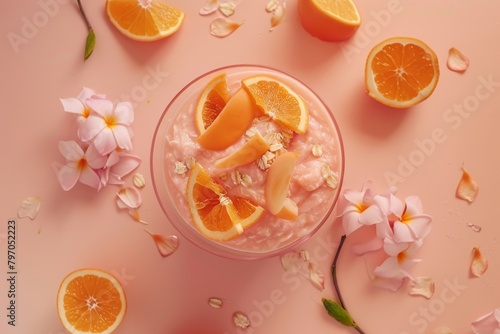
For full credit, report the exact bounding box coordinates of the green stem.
[77,0,92,30]
[332,235,366,334]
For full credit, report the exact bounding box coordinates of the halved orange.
[187,162,264,241]
[297,0,361,42]
[57,268,127,334]
[232,196,265,229]
[106,0,185,42]
[195,73,231,134]
[196,88,259,150]
[242,75,309,134]
[365,37,440,108]
[214,133,270,169]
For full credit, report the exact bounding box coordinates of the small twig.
[77,0,92,30]
[331,234,366,334]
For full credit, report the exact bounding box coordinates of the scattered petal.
[18,196,41,220]
[280,251,304,273]
[447,47,470,73]
[434,327,453,334]
[133,173,146,188]
[308,262,325,291]
[218,2,236,17]
[456,168,479,203]
[300,250,310,261]
[208,297,223,309]
[210,17,243,38]
[128,209,148,225]
[145,230,179,257]
[200,0,218,15]
[270,2,286,30]
[471,308,500,333]
[116,187,142,209]
[468,223,482,232]
[409,276,435,299]
[265,0,279,12]
[471,247,488,277]
[233,311,250,329]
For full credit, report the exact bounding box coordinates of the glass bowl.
[151,65,344,260]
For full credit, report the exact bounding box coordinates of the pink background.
[1,0,499,333]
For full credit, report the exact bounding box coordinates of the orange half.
[195,73,231,134]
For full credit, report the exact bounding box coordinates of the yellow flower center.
[104,115,117,128]
[397,251,407,264]
[83,106,91,118]
[78,158,87,171]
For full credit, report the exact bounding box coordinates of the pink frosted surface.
[1,1,500,333]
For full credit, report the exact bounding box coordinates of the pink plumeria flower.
[471,308,500,334]
[60,87,106,124]
[340,181,386,236]
[79,98,134,155]
[376,195,432,243]
[372,239,423,291]
[54,141,107,191]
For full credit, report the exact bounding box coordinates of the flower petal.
[358,204,385,225]
[112,125,133,151]
[393,221,415,243]
[270,2,286,30]
[471,247,488,277]
[86,97,114,118]
[308,262,325,291]
[447,47,470,73]
[110,154,141,181]
[145,230,179,257]
[78,114,106,142]
[56,162,80,191]
[210,17,243,38]
[92,127,118,155]
[60,97,85,115]
[128,209,148,225]
[77,87,100,101]
[471,309,500,334]
[409,276,435,299]
[85,144,107,169]
[18,196,41,220]
[280,251,304,273]
[116,187,142,209]
[456,168,479,203]
[199,0,218,15]
[58,141,84,162]
[78,166,102,190]
[114,101,134,126]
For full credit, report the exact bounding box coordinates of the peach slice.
[275,197,298,220]
[197,88,258,150]
[265,151,299,215]
[214,133,270,169]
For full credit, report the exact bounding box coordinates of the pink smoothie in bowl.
[151,65,344,260]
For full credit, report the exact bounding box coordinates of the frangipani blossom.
[79,99,134,155]
[340,181,385,235]
[471,308,500,334]
[54,141,107,191]
[60,87,105,123]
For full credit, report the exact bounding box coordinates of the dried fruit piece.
[233,311,250,329]
[200,0,218,15]
[210,17,243,38]
[18,196,41,220]
[265,152,299,215]
[471,247,488,277]
[275,197,298,220]
[145,230,179,257]
[409,276,435,299]
[270,2,286,30]
[447,47,470,73]
[456,168,478,203]
[214,133,270,169]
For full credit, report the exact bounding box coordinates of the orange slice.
[214,133,270,169]
[242,75,309,134]
[233,196,265,229]
[365,37,440,109]
[265,151,299,215]
[196,88,259,150]
[195,73,231,134]
[57,268,127,334]
[297,0,361,42]
[187,162,264,241]
[106,0,185,42]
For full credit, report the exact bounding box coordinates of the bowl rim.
[150,64,345,260]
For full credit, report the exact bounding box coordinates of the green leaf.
[84,28,95,61]
[322,298,356,327]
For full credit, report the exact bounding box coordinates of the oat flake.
[133,173,146,188]
[208,297,223,309]
[233,312,250,329]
